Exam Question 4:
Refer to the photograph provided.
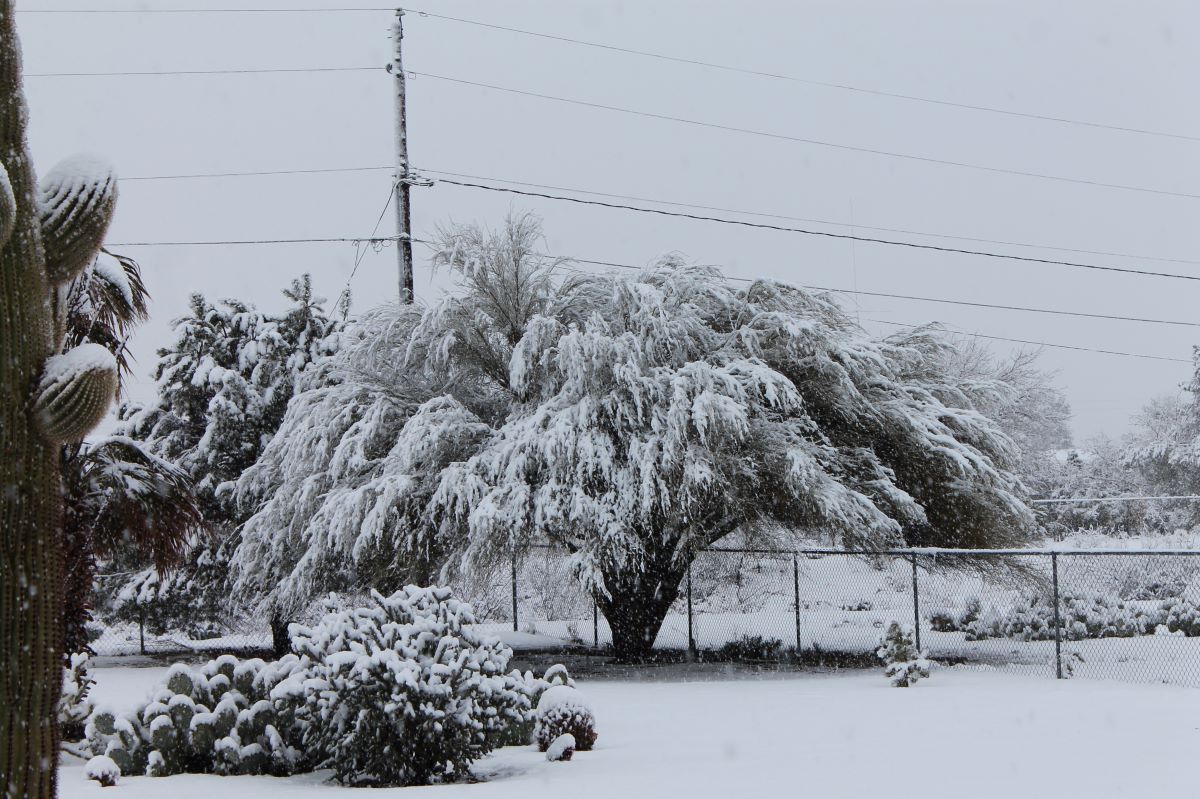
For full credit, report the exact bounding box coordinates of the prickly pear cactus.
[1,5,120,797]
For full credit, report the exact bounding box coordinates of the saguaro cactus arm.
[35,343,119,441]
[38,153,117,285]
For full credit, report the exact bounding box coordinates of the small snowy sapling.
[877,621,932,687]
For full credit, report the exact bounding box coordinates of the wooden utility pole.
[390,9,414,302]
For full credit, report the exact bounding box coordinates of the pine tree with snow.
[877,621,931,687]
[109,277,341,643]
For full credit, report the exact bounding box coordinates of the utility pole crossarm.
[391,9,414,303]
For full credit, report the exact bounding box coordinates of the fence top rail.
[706,547,1200,557]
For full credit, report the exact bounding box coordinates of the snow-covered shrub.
[534,685,597,752]
[59,652,95,742]
[545,733,575,762]
[717,634,785,662]
[964,594,1161,642]
[86,655,308,777]
[1160,598,1200,636]
[927,597,982,633]
[877,621,931,687]
[84,755,120,787]
[285,586,530,787]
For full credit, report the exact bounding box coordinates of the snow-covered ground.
[63,663,1200,798]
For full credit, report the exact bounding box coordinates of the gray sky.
[17,0,1200,442]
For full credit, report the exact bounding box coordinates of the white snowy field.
[62,664,1200,799]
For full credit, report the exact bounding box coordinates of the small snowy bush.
[84,755,120,787]
[964,594,1161,642]
[877,621,931,687]
[494,664,576,747]
[85,655,308,777]
[534,685,597,752]
[717,635,785,662]
[927,597,982,633]
[285,586,530,787]
[1160,598,1200,636]
[59,652,95,742]
[545,733,575,762]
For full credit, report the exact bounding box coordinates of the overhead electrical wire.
[432,176,1200,283]
[413,71,1200,201]
[534,252,1195,364]
[112,162,1200,271]
[417,167,1200,269]
[107,235,403,246]
[398,7,1200,144]
[19,5,1200,144]
[27,66,380,77]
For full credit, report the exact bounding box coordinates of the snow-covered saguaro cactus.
[1,4,120,797]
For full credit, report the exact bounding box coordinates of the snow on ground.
[62,663,1200,799]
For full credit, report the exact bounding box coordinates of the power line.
[433,177,1200,283]
[110,161,1200,270]
[401,7,1200,144]
[120,166,391,181]
[108,236,403,247]
[17,6,394,12]
[542,254,1193,364]
[870,319,1189,364]
[564,256,1200,329]
[414,71,1200,202]
[418,167,1200,269]
[28,66,379,78]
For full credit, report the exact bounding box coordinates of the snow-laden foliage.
[86,655,309,778]
[83,755,120,787]
[962,593,1162,641]
[282,586,530,787]
[232,215,1033,659]
[59,652,95,742]
[121,275,341,527]
[106,276,341,635]
[534,685,597,752]
[877,621,930,687]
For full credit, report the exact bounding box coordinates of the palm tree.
[58,250,207,656]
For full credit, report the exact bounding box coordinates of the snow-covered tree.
[432,262,1034,658]
[230,217,556,620]
[121,275,341,527]
[931,334,1072,470]
[233,215,1033,661]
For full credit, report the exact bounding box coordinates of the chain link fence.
[90,547,1200,687]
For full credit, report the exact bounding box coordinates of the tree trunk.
[597,558,688,662]
[269,612,292,658]
[0,4,64,796]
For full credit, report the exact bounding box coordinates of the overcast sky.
[16,0,1200,442]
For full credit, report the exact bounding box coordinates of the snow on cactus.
[877,621,931,687]
[83,755,120,787]
[85,655,308,778]
[284,586,530,787]
[534,685,597,752]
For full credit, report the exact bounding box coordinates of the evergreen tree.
[107,277,342,639]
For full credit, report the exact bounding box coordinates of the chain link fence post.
[910,554,922,652]
[511,550,518,634]
[792,554,802,653]
[687,561,696,657]
[1052,552,1063,679]
[138,606,146,656]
